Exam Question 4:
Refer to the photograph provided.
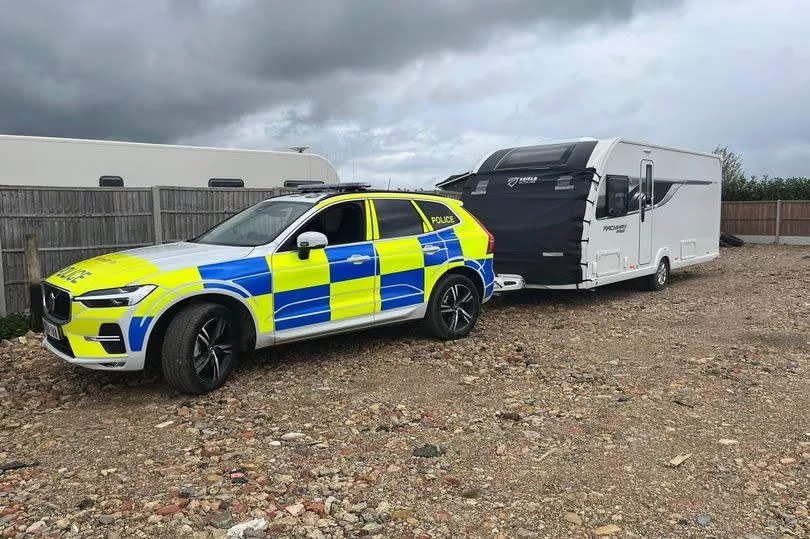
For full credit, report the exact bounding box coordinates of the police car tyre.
[424,274,481,340]
[644,258,669,291]
[161,302,239,394]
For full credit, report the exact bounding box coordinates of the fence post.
[0,235,6,317]
[152,186,163,244]
[775,199,782,245]
[25,233,43,331]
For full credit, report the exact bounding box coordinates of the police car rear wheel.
[161,302,239,394]
[425,274,481,340]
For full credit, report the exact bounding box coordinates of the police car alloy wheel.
[161,303,239,394]
[425,274,481,340]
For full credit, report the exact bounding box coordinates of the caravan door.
[639,160,654,266]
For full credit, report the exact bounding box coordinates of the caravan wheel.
[645,258,670,291]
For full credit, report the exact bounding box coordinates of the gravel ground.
[1,244,809,539]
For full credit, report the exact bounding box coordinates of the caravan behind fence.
[0,134,338,188]
[439,137,721,291]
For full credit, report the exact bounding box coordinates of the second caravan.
[0,134,339,188]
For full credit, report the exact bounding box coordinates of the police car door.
[271,200,376,339]
[371,199,436,317]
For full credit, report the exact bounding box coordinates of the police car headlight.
[74,285,156,308]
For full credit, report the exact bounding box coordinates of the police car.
[41,185,495,393]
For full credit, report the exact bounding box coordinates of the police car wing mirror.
[296,231,328,260]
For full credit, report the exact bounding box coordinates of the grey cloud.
[0,0,670,143]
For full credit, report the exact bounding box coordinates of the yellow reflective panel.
[424,266,444,302]
[375,237,423,275]
[364,200,374,241]
[271,249,330,292]
[68,335,118,358]
[252,294,275,332]
[330,276,375,320]
[136,267,204,316]
[48,252,161,296]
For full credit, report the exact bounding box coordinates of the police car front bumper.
[42,313,147,372]
[43,335,146,371]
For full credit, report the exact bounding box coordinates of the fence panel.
[720,201,778,235]
[159,187,292,243]
[0,186,156,315]
[779,200,810,237]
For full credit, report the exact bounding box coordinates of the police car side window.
[375,199,424,239]
[416,201,458,230]
[280,201,366,251]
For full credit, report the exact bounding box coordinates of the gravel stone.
[0,246,807,538]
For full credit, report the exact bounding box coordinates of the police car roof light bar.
[296,183,371,193]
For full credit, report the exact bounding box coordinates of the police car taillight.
[470,213,495,254]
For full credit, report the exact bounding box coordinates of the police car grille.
[42,282,71,322]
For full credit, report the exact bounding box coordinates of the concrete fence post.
[775,199,782,245]
[0,235,6,317]
[25,233,43,331]
[152,185,163,244]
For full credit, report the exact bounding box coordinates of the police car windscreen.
[193,200,313,247]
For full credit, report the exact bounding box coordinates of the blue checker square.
[380,268,424,310]
[437,228,463,260]
[325,243,376,282]
[274,284,331,330]
[418,233,448,267]
[198,257,271,296]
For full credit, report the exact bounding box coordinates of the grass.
[0,313,30,341]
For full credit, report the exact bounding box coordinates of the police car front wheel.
[424,274,481,340]
[161,302,239,394]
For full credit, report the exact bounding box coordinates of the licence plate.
[43,319,62,340]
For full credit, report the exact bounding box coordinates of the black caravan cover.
[462,167,597,286]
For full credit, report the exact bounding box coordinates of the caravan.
[442,138,721,291]
[0,134,338,188]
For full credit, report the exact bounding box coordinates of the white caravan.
[0,134,338,188]
[445,138,721,291]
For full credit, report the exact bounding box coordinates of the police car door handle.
[346,254,371,264]
[422,245,441,255]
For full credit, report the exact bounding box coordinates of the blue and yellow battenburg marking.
[48,195,494,358]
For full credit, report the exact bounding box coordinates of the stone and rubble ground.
[1,244,808,538]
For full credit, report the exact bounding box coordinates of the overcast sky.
[1,0,808,188]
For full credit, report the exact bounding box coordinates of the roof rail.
[296,182,370,193]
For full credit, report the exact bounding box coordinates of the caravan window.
[284,180,325,188]
[494,143,574,170]
[99,175,124,187]
[596,176,629,219]
[642,164,654,208]
[209,178,244,188]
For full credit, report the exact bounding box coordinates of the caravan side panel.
[0,135,339,188]
[585,141,721,285]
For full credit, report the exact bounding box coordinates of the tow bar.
[493,274,525,293]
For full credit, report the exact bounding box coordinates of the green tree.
[714,145,810,200]
[714,146,748,200]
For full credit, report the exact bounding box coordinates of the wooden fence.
[0,185,296,315]
[721,200,810,243]
[0,186,458,315]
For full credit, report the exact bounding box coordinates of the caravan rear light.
[470,213,495,254]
